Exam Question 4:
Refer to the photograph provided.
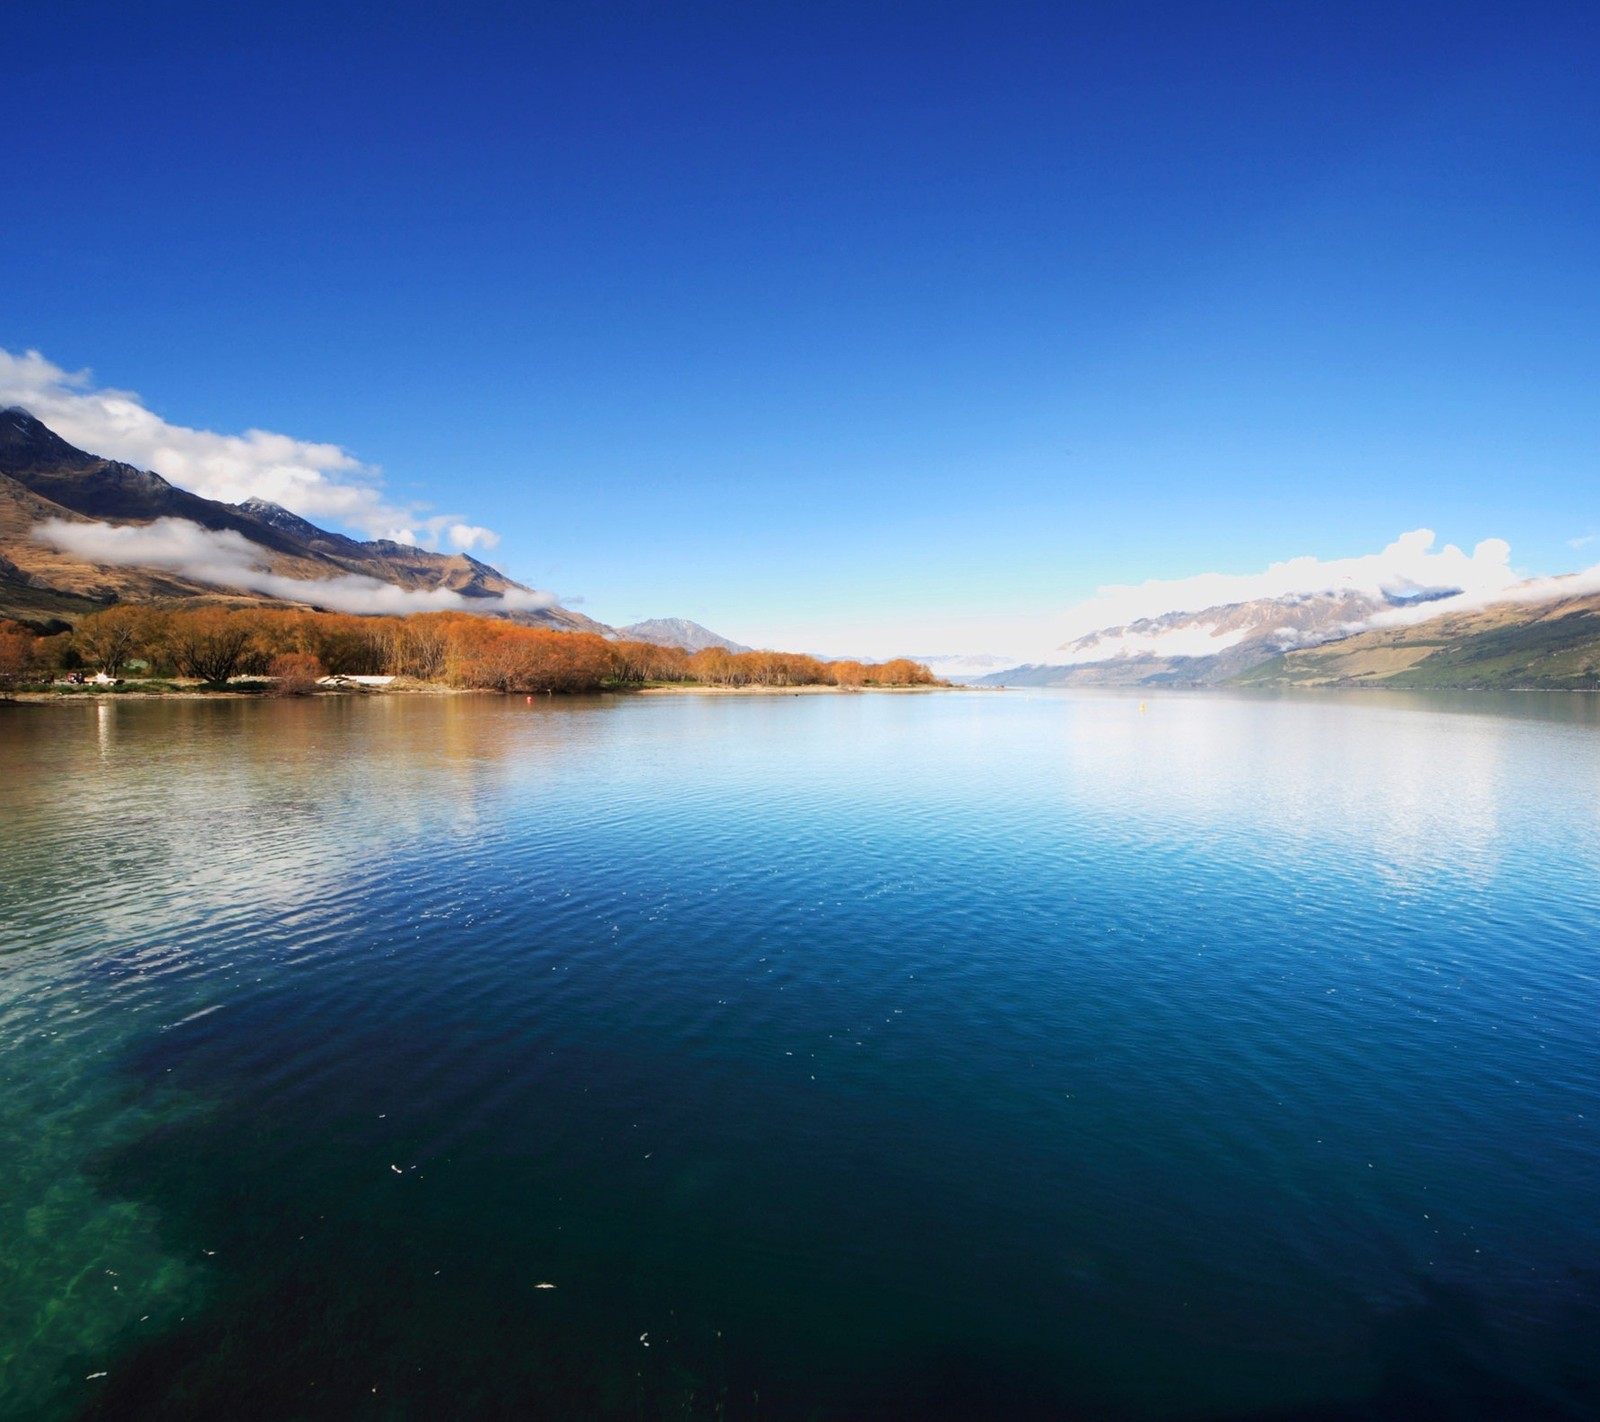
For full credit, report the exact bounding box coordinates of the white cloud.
[1054,622,1254,665]
[0,347,499,548]
[1022,530,1600,667]
[1054,530,1518,644]
[448,523,500,552]
[34,517,558,617]
[703,530,1599,669]
[1569,534,1595,550]
[1363,561,1600,630]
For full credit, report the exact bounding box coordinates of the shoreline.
[3,680,960,705]
[628,683,955,696]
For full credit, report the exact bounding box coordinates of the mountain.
[907,651,1026,684]
[970,580,1600,692]
[618,617,751,654]
[973,590,1392,686]
[1232,589,1600,690]
[0,407,608,632]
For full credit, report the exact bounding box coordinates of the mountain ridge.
[0,407,608,632]
[976,581,1600,691]
[618,617,751,654]
[975,590,1395,687]
[1232,590,1600,690]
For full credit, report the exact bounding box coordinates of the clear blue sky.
[6,1,1597,655]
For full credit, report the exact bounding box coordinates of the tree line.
[0,607,940,694]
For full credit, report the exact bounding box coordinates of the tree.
[166,609,255,684]
[0,621,37,693]
[866,658,937,686]
[268,652,324,695]
[497,630,614,692]
[391,616,451,680]
[689,646,742,686]
[75,606,148,676]
[610,639,691,684]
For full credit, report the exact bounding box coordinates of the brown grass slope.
[1232,590,1600,690]
[0,407,607,633]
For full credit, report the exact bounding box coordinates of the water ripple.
[3,692,1600,1420]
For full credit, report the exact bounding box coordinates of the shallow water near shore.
[3,688,1598,1420]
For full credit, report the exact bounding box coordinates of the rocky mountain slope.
[0,407,607,632]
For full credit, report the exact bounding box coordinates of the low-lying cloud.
[1056,622,1255,665]
[1,347,499,550]
[36,517,558,617]
[1056,530,1517,642]
[1024,529,1600,667]
[1362,560,1600,630]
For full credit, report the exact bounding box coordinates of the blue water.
[2,689,1598,1420]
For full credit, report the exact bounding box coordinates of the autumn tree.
[75,606,150,676]
[0,621,38,693]
[288,612,394,675]
[609,639,691,684]
[390,616,452,680]
[165,608,256,683]
[268,651,324,695]
[688,646,743,686]
[866,658,937,686]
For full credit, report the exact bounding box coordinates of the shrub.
[268,652,325,696]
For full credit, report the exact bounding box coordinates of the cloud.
[35,517,558,617]
[1054,622,1254,665]
[1021,529,1600,667]
[0,347,498,548]
[1054,530,1519,644]
[1569,534,1596,550]
[1362,561,1600,630]
[448,523,500,551]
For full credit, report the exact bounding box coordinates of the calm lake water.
[2,688,1598,1421]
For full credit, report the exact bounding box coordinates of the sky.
[4,0,1597,659]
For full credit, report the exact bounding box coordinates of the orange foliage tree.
[268,652,325,695]
[57,602,941,695]
[163,608,257,683]
[863,658,937,686]
[609,639,692,684]
[0,620,38,692]
[75,606,154,676]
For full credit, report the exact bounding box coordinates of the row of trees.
[1,607,941,694]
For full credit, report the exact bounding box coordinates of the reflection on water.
[2,689,1598,1420]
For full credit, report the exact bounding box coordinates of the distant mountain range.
[618,618,751,654]
[977,590,1402,687]
[976,584,1600,691]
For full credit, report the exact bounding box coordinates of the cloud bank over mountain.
[989,530,1600,671]
[35,517,557,617]
[0,348,498,551]
[1054,531,1517,643]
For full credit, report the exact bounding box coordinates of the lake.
[2,688,1598,1421]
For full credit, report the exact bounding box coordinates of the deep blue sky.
[6,1,1597,653]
